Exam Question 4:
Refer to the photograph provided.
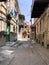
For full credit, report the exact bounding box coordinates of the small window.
[13,26,15,31]
[25,26,26,28]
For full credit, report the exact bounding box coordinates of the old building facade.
[34,5,49,48]
[0,0,20,46]
[24,22,31,38]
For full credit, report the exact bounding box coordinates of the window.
[40,21,41,32]
[13,26,15,32]
[48,14,49,31]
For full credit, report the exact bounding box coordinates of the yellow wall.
[34,6,49,48]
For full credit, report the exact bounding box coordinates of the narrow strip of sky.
[18,0,32,22]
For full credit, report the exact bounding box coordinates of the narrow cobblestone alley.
[0,0,49,65]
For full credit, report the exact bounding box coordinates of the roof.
[31,0,49,18]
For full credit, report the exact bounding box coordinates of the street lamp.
[6,0,17,42]
[6,0,11,42]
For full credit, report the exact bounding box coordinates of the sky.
[18,0,34,24]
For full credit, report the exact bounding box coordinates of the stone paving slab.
[1,40,49,65]
[8,47,46,65]
[5,41,19,47]
[33,43,49,65]
[8,41,47,65]
[0,46,15,65]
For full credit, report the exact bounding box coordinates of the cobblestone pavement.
[1,40,49,65]
[8,40,49,65]
[0,46,16,65]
